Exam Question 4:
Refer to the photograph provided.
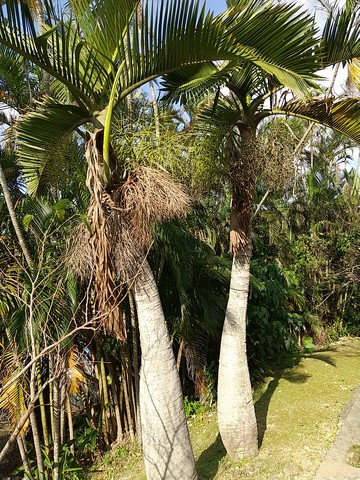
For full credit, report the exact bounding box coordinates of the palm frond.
[0,0,108,109]
[0,46,27,103]
[14,98,91,194]
[273,97,360,143]
[69,0,139,75]
[347,57,360,91]
[159,0,320,104]
[221,1,321,94]
[120,0,320,102]
[229,63,270,100]
[0,0,320,118]
[160,61,237,104]
[0,347,28,432]
[321,1,360,67]
[196,96,244,131]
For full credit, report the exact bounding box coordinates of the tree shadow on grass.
[196,433,226,480]
[254,351,338,448]
[254,370,311,447]
[307,353,337,366]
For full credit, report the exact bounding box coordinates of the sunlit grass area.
[89,337,360,480]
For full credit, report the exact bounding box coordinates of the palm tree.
[0,0,323,477]
[161,0,360,460]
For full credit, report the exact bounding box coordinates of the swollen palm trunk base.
[218,250,259,460]
[134,261,197,480]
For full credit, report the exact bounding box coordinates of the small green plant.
[328,318,350,341]
[16,444,82,480]
[74,423,98,456]
[183,396,207,417]
[302,336,315,353]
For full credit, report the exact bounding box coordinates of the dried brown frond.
[67,223,94,281]
[110,166,190,279]
[68,166,190,281]
[117,166,190,243]
[67,135,190,339]
[106,209,144,281]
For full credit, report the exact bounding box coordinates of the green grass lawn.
[88,337,360,480]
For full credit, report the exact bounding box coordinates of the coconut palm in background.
[162,0,360,460]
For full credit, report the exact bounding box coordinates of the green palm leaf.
[220,1,320,92]
[0,0,320,113]
[229,63,271,101]
[321,1,360,66]
[160,0,320,103]
[273,97,360,143]
[160,61,237,104]
[69,0,139,75]
[0,0,108,109]
[0,46,27,102]
[196,96,244,131]
[14,98,91,194]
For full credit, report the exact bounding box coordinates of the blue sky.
[206,0,227,15]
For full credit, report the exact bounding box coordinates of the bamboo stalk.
[100,353,113,443]
[53,377,60,480]
[66,392,74,455]
[122,363,135,441]
[37,365,49,454]
[17,435,33,479]
[94,343,110,445]
[49,373,55,443]
[105,351,123,442]
[29,363,45,479]
[60,381,66,445]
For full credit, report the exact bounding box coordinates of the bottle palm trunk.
[217,244,258,459]
[133,260,197,480]
[217,152,258,459]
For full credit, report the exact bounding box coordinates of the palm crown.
[0,0,323,193]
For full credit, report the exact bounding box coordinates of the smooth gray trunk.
[217,246,258,460]
[53,377,60,480]
[17,435,32,478]
[134,260,197,480]
[129,292,140,435]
